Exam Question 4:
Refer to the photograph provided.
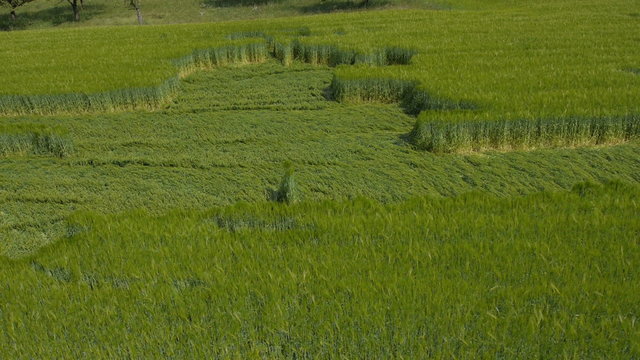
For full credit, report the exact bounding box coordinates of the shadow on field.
[0,4,105,31]
[203,0,388,13]
[625,68,640,75]
[299,0,389,14]
[203,0,286,7]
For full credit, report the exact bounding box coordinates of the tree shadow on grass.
[298,0,389,14]
[0,4,105,31]
[203,0,388,13]
[203,0,287,7]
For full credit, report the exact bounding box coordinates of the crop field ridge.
[408,113,640,153]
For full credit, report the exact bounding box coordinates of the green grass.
[1,181,639,357]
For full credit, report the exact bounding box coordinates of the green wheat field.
[1,0,639,357]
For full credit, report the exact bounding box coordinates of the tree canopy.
[0,0,36,22]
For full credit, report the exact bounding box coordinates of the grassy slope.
[1,182,639,357]
[2,61,639,258]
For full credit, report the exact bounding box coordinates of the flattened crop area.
[1,61,640,257]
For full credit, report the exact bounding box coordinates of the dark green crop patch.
[209,215,301,232]
[329,76,475,113]
[0,125,73,158]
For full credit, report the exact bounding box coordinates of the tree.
[125,0,142,25]
[0,0,36,22]
[66,0,81,21]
